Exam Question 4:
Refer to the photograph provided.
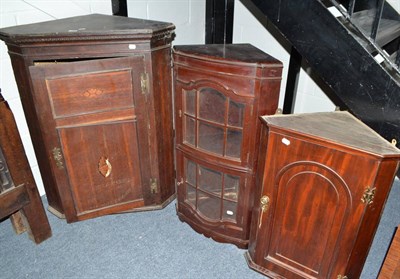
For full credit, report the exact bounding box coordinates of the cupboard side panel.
[150,47,175,204]
[248,124,269,255]
[346,159,400,278]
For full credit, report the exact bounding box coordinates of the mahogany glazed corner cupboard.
[0,14,176,222]
[246,112,400,279]
[173,44,283,248]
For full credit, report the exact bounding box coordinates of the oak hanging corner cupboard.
[0,14,176,222]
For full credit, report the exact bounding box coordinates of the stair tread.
[351,9,400,47]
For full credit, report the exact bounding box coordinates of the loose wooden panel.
[0,94,52,243]
[0,185,30,219]
[59,121,143,215]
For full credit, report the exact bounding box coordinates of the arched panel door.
[263,162,352,279]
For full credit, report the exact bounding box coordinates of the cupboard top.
[0,14,175,44]
[261,111,400,157]
[173,44,282,66]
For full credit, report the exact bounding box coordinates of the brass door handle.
[260,195,270,212]
[259,195,270,228]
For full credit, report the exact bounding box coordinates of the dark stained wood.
[379,226,400,278]
[173,44,282,248]
[246,111,400,278]
[0,14,174,41]
[264,111,400,156]
[0,185,30,219]
[0,14,176,222]
[0,94,51,244]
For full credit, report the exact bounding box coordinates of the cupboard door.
[29,56,149,220]
[253,132,377,278]
[176,83,251,166]
[58,121,143,216]
[176,150,250,240]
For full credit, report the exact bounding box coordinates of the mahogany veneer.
[246,111,400,278]
[173,44,283,248]
[0,14,176,222]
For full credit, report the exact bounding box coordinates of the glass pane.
[185,184,196,208]
[228,100,244,127]
[185,159,196,186]
[199,166,222,196]
[222,200,237,222]
[199,88,226,124]
[198,122,224,155]
[226,129,242,158]
[184,116,196,146]
[184,89,196,116]
[224,174,239,201]
[197,191,221,220]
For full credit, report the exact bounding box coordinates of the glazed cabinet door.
[29,56,149,221]
[175,82,254,167]
[174,80,255,246]
[251,131,378,279]
[176,150,249,240]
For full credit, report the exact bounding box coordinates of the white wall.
[0,0,205,196]
[387,0,400,13]
[127,0,205,45]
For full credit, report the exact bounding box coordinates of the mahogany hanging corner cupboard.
[173,44,283,248]
[0,14,176,222]
[246,111,400,279]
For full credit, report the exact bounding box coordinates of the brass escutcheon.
[361,187,376,205]
[98,156,112,178]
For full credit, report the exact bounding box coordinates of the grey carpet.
[1,179,399,279]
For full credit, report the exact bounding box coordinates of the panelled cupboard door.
[250,131,378,279]
[29,56,148,221]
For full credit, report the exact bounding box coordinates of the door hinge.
[52,147,64,169]
[150,178,158,194]
[361,186,376,205]
[141,72,150,95]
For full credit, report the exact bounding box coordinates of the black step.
[351,9,400,47]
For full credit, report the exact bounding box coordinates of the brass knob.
[260,195,270,212]
[259,195,270,228]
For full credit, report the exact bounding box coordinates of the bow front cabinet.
[173,44,283,248]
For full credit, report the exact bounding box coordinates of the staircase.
[245,0,400,146]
